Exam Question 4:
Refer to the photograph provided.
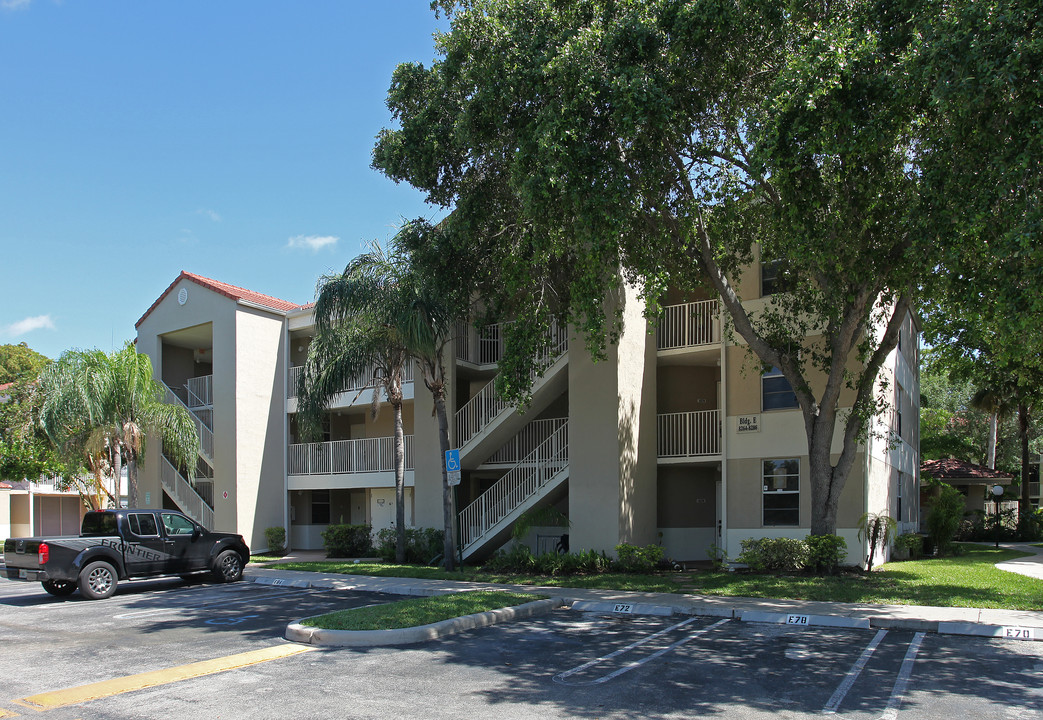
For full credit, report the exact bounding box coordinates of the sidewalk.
[248,544,1043,639]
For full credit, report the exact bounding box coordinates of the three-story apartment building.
[135,267,919,565]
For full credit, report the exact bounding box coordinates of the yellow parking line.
[0,708,20,717]
[14,644,314,711]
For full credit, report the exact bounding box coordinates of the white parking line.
[592,618,731,684]
[822,629,888,714]
[879,632,925,720]
[553,617,729,685]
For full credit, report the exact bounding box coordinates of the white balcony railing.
[288,364,414,400]
[186,375,213,408]
[455,324,569,447]
[163,384,214,461]
[657,300,721,350]
[657,410,722,458]
[484,418,568,465]
[160,456,214,529]
[459,422,568,549]
[288,435,414,476]
[456,322,507,365]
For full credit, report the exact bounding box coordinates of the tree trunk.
[111,445,122,507]
[1020,403,1031,516]
[988,411,998,469]
[127,456,139,508]
[433,390,457,570]
[393,399,406,564]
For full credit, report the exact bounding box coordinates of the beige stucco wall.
[412,359,456,533]
[657,366,719,413]
[234,306,288,551]
[137,278,237,520]
[0,490,10,542]
[726,453,865,531]
[568,283,658,555]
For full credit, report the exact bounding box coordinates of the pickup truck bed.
[3,509,250,599]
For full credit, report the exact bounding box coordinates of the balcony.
[288,364,414,401]
[288,435,414,476]
[657,300,721,351]
[658,410,722,460]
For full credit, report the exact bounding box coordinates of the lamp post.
[992,484,1005,548]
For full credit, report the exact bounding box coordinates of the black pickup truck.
[2,509,250,600]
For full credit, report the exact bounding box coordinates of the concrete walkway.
[249,544,1043,642]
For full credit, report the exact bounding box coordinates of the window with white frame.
[762,366,798,410]
[763,458,800,526]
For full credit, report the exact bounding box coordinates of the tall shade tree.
[37,343,199,507]
[0,342,51,385]
[374,0,940,535]
[301,237,461,568]
[0,349,71,485]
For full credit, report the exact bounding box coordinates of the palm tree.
[38,343,198,507]
[298,257,411,563]
[301,237,460,568]
[969,387,1015,469]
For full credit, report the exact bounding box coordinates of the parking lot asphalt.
[3,575,1041,720]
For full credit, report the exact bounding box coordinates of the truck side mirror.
[192,526,202,540]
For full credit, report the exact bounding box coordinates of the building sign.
[737,414,761,433]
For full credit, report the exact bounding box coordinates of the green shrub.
[483,544,536,573]
[374,527,445,564]
[892,533,923,560]
[737,537,808,572]
[1017,509,1043,541]
[805,534,847,574]
[926,483,966,555]
[263,526,286,556]
[321,524,373,558]
[614,543,664,573]
[482,546,611,575]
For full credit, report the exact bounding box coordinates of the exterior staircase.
[161,376,216,528]
[160,455,215,529]
[452,325,571,559]
[459,422,569,561]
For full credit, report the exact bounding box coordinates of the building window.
[311,489,331,525]
[763,458,800,526]
[761,258,791,296]
[762,366,798,410]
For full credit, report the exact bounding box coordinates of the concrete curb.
[739,610,871,630]
[937,621,1043,641]
[285,597,565,647]
[570,600,675,616]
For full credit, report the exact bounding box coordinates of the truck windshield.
[81,512,119,536]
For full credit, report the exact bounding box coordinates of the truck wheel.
[41,580,76,597]
[212,550,244,583]
[78,561,118,600]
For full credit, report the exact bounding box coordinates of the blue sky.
[0,1,449,360]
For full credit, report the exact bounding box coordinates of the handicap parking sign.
[445,449,461,486]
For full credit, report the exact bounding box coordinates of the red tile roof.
[136,271,305,328]
[921,458,1013,481]
[0,482,12,489]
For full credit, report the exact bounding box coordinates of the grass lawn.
[304,590,545,631]
[678,546,1043,610]
[260,545,1043,611]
